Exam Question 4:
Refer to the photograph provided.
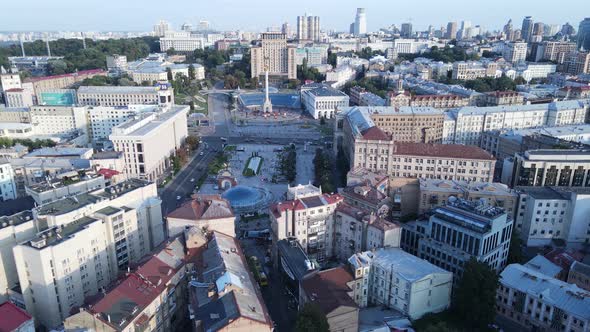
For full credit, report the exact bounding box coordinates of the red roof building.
[0,302,34,332]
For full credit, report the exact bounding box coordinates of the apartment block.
[25,173,105,205]
[502,42,528,64]
[0,158,17,201]
[348,248,452,319]
[26,70,106,99]
[110,106,188,181]
[29,105,89,138]
[484,91,524,106]
[496,264,590,332]
[401,198,513,277]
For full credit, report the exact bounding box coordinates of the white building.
[0,70,22,93]
[497,263,590,332]
[24,173,105,205]
[30,105,89,138]
[110,106,188,181]
[326,65,357,89]
[13,179,165,329]
[159,31,204,51]
[517,63,557,82]
[4,89,34,108]
[86,104,157,143]
[502,42,528,64]
[348,248,452,320]
[0,158,17,201]
[301,86,349,119]
[77,83,174,107]
[392,39,432,55]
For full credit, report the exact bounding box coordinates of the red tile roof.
[27,69,105,82]
[361,126,391,141]
[167,195,234,220]
[97,168,120,179]
[301,267,357,314]
[544,248,584,272]
[393,142,495,160]
[270,194,344,218]
[4,88,24,93]
[0,302,32,332]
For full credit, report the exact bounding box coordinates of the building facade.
[250,32,296,80]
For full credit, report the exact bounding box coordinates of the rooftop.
[0,210,34,230]
[26,69,105,82]
[394,142,495,160]
[501,264,590,320]
[305,86,348,97]
[570,261,590,278]
[271,193,343,218]
[26,216,99,250]
[78,85,161,94]
[167,195,234,221]
[24,147,92,158]
[301,266,357,314]
[432,198,507,233]
[361,248,450,282]
[524,255,563,278]
[0,301,32,332]
[110,106,188,138]
[277,238,318,281]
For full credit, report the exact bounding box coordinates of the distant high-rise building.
[503,19,514,41]
[281,22,291,38]
[458,21,472,40]
[181,22,193,32]
[578,18,590,51]
[401,23,413,38]
[446,22,458,39]
[531,22,544,42]
[354,8,367,36]
[503,41,528,64]
[296,14,320,42]
[544,24,560,37]
[153,20,171,37]
[350,22,355,35]
[561,22,576,37]
[521,16,534,42]
[297,15,308,40]
[197,20,210,31]
[250,32,296,80]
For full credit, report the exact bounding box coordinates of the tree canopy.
[453,258,499,330]
[294,303,329,332]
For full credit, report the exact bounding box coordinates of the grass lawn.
[243,156,263,176]
[208,153,229,175]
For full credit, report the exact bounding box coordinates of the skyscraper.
[401,23,413,38]
[297,14,320,42]
[531,22,544,42]
[446,22,458,40]
[282,22,291,38]
[578,18,590,51]
[153,20,171,37]
[354,8,367,36]
[521,16,534,42]
[297,15,308,40]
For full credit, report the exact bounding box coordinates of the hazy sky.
[1,0,587,32]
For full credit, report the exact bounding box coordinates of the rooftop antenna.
[19,34,26,57]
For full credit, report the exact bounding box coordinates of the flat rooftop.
[277,239,317,281]
[78,85,160,94]
[26,216,99,249]
[111,106,188,137]
[371,248,451,282]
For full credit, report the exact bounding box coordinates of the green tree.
[166,47,176,56]
[508,231,525,264]
[294,303,329,332]
[188,64,196,80]
[453,258,499,330]
[422,321,459,332]
[185,135,200,150]
[166,67,173,81]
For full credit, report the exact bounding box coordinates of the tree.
[166,67,173,81]
[188,64,196,80]
[421,321,459,332]
[508,231,525,264]
[185,135,200,150]
[166,47,176,56]
[453,258,499,330]
[294,303,329,332]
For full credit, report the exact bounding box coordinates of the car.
[176,195,181,200]
[190,178,195,182]
[199,152,204,156]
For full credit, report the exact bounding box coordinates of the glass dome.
[221,185,272,212]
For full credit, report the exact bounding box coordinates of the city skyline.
[1,0,588,33]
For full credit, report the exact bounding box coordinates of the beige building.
[166,194,236,237]
[452,61,497,80]
[64,237,187,332]
[30,105,89,137]
[418,179,518,219]
[26,69,106,99]
[502,42,528,64]
[250,32,296,80]
[564,51,590,75]
[4,88,34,108]
[484,91,524,106]
[110,106,188,181]
[410,94,470,108]
[0,107,30,123]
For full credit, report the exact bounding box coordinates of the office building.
[294,46,328,66]
[300,267,359,332]
[348,248,452,319]
[153,20,171,37]
[297,14,320,42]
[250,32,296,81]
[159,31,205,51]
[275,238,318,300]
[514,187,590,246]
[0,158,17,201]
[496,263,590,332]
[564,51,590,75]
[166,194,236,237]
[86,105,157,144]
[503,149,590,188]
[189,231,273,331]
[521,16,534,42]
[106,54,128,72]
[578,18,590,51]
[110,106,188,181]
[77,84,174,107]
[281,22,291,37]
[531,22,544,42]
[418,179,518,219]
[446,22,458,40]
[301,85,349,119]
[354,8,367,36]
[30,105,89,137]
[12,179,165,328]
[502,42,528,64]
[26,70,106,99]
[401,198,513,276]
[401,23,413,38]
[540,41,577,63]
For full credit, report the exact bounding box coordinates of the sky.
[1,0,587,33]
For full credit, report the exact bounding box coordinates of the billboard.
[39,90,77,106]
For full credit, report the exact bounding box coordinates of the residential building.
[325,65,357,89]
[496,263,590,332]
[300,267,359,332]
[418,179,518,219]
[25,69,106,99]
[24,173,105,205]
[540,41,577,63]
[64,237,187,332]
[0,70,22,93]
[106,54,128,73]
[564,51,590,75]
[340,178,390,216]
[13,179,165,328]
[4,89,33,108]
[578,18,590,51]
[354,8,367,36]
[0,211,35,302]
[294,46,328,66]
[568,261,590,291]
[0,159,17,201]
[0,301,34,332]
[189,231,273,331]
[77,84,174,107]
[401,198,513,277]
[301,85,349,119]
[0,107,30,123]
[110,106,189,181]
[297,15,320,42]
[410,94,469,108]
[153,20,172,37]
[348,248,452,319]
[524,255,563,278]
[503,149,590,187]
[485,91,524,106]
[166,194,236,237]
[446,22,458,39]
[29,105,88,137]
[503,42,528,64]
[270,193,343,263]
[514,187,590,246]
[250,32,296,81]
[452,61,497,80]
